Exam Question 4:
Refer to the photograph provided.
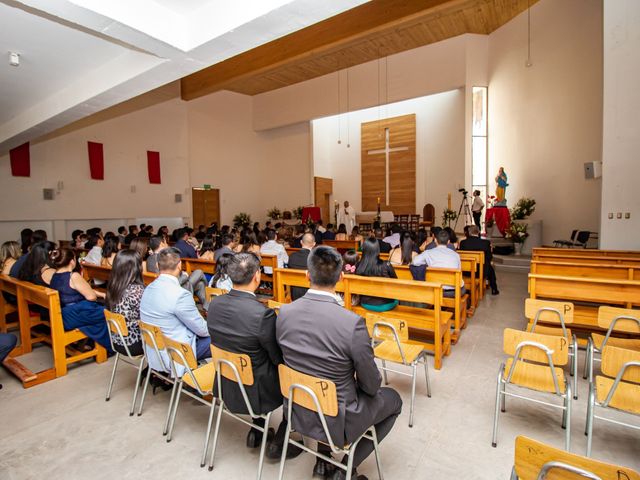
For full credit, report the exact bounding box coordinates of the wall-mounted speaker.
[43,188,55,200]
[175,194,182,203]
[584,161,602,179]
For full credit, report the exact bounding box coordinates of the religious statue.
[495,167,508,206]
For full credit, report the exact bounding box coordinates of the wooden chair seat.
[595,376,640,415]
[374,340,423,364]
[591,333,640,351]
[504,359,566,394]
[182,362,216,391]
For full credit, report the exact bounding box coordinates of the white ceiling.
[0,0,369,154]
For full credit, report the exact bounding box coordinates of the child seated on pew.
[48,247,113,353]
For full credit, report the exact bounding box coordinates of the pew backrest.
[530,260,640,280]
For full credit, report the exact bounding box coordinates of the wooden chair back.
[210,344,254,386]
[0,274,20,332]
[600,346,640,383]
[142,271,158,286]
[533,247,640,259]
[163,335,198,371]
[206,287,228,301]
[525,299,574,325]
[422,203,435,224]
[365,313,409,342]
[278,364,338,417]
[81,263,112,284]
[513,435,640,480]
[503,328,569,366]
[104,309,128,336]
[597,306,640,334]
[138,320,165,350]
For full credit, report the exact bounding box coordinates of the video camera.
[458,188,468,196]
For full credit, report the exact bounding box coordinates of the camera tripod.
[454,192,473,231]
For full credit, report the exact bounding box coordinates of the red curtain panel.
[147,150,161,184]
[87,141,104,180]
[9,142,30,177]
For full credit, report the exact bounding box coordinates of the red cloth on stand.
[302,207,321,223]
[486,207,511,236]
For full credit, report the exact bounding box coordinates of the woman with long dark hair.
[16,241,57,285]
[20,228,33,255]
[105,250,145,356]
[210,252,233,291]
[101,236,120,267]
[335,223,348,241]
[198,235,215,261]
[389,233,417,266]
[355,237,398,312]
[48,247,112,352]
[129,237,150,272]
[240,232,261,254]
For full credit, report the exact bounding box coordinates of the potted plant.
[510,197,536,220]
[506,222,529,255]
[267,207,281,221]
[293,206,304,220]
[233,212,252,228]
[441,208,458,228]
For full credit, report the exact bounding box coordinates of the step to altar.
[494,254,531,272]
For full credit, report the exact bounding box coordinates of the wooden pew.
[456,250,487,300]
[82,263,158,286]
[530,260,640,281]
[395,265,468,343]
[528,273,640,338]
[1,276,107,388]
[182,257,216,275]
[0,275,50,349]
[273,268,452,370]
[322,239,360,252]
[0,275,18,332]
[533,247,640,259]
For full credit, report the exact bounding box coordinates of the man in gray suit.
[277,246,402,480]
[140,247,210,377]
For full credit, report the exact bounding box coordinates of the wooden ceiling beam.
[180,0,457,100]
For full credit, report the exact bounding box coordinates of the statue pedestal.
[521,219,542,255]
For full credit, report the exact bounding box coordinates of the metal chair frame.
[205,357,273,479]
[586,358,640,457]
[583,314,640,383]
[529,306,579,400]
[277,382,384,480]
[164,340,216,469]
[104,312,147,416]
[510,460,603,480]
[136,323,175,427]
[492,340,572,450]
[370,319,431,427]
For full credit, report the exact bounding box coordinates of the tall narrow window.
[471,86,488,222]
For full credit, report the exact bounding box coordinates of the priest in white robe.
[337,200,356,232]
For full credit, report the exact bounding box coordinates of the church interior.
[0,0,639,478]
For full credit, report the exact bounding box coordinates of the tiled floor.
[1,271,638,479]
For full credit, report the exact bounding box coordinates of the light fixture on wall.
[9,51,20,67]
[525,0,533,68]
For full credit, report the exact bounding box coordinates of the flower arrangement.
[267,207,281,220]
[442,208,458,227]
[487,195,497,208]
[233,212,252,227]
[510,197,536,220]
[505,222,529,243]
[293,206,304,220]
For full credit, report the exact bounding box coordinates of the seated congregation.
[1,221,638,480]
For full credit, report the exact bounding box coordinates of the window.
[471,86,488,213]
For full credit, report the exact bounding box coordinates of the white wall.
[488,0,603,245]
[313,89,465,220]
[187,91,312,226]
[0,97,191,241]
[600,0,640,249]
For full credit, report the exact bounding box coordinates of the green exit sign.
[204,184,211,190]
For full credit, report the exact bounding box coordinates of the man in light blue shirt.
[140,247,210,376]
[412,230,464,297]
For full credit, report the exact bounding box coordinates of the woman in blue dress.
[49,247,112,353]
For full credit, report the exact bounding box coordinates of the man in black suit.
[323,223,336,240]
[207,253,301,459]
[285,232,315,300]
[459,225,499,295]
[277,246,402,480]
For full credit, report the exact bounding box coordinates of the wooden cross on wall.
[361,114,416,214]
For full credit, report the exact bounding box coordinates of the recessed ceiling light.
[9,52,20,67]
